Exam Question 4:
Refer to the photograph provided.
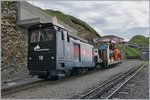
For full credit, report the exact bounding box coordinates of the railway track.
[1,67,102,96]
[79,62,148,99]
[2,61,146,97]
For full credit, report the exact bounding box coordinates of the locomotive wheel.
[66,70,72,77]
[78,68,82,74]
[72,68,83,75]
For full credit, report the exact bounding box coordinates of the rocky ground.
[112,63,149,99]
[2,60,147,99]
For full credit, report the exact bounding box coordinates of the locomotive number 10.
[39,55,43,60]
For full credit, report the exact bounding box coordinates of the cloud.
[27,1,149,41]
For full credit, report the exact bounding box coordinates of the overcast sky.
[28,1,149,41]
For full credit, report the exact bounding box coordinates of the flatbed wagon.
[94,39,122,68]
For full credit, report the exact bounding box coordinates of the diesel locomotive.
[28,22,122,79]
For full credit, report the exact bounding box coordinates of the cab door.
[57,28,65,60]
[57,28,71,61]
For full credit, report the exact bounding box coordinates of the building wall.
[141,52,149,60]
[17,1,77,33]
[141,48,149,60]
[18,1,52,24]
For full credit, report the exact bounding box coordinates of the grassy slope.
[129,35,149,47]
[117,35,149,59]
[44,10,99,35]
[45,10,71,23]
[117,44,141,59]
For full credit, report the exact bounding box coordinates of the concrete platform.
[2,76,40,90]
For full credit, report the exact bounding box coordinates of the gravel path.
[112,63,149,99]
[2,60,144,99]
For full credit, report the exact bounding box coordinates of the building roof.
[102,35,124,40]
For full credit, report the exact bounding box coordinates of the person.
[114,47,119,60]
[109,41,115,62]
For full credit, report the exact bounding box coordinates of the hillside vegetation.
[129,35,149,47]
[45,10,100,44]
[117,44,141,59]
[118,35,149,59]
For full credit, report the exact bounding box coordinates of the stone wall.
[1,1,28,76]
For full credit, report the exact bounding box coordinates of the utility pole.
[44,3,46,9]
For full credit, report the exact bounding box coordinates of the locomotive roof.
[52,23,88,43]
[29,23,88,43]
[68,32,88,43]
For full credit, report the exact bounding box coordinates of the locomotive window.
[61,30,64,40]
[54,26,60,32]
[58,27,60,32]
[31,30,39,42]
[63,30,68,42]
[41,28,53,41]
[31,27,53,42]
[54,26,58,32]
[67,33,70,42]
[63,30,70,42]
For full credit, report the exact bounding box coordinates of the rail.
[79,62,147,99]
[1,67,101,96]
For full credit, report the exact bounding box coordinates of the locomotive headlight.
[29,57,32,60]
[51,57,54,59]
[39,24,42,27]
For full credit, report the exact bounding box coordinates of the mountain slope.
[45,10,101,44]
[117,44,141,59]
[129,35,149,47]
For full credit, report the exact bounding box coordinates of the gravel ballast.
[2,60,145,99]
[112,63,149,99]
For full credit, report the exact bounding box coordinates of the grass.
[69,15,98,34]
[44,9,100,37]
[124,46,140,57]
[129,35,149,47]
[45,10,71,23]
[117,44,141,59]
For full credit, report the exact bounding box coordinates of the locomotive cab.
[28,23,57,78]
